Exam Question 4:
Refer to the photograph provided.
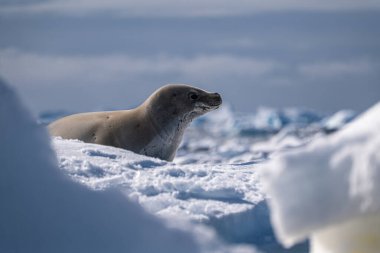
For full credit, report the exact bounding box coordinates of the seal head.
[140,84,222,160]
[145,84,221,127]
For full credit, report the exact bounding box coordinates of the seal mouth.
[193,92,222,113]
[196,104,217,111]
[195,98,222,112]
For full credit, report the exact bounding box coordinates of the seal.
[48,84,222,161]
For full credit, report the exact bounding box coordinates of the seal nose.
[213,93,222,105]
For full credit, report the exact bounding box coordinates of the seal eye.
[189,93,199,101]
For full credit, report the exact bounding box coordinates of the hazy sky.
[0,0,379,115]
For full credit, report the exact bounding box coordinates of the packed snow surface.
[262,102,380,248]
[55,138,264,221]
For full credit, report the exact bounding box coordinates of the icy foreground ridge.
[263,102,380,252]
[0,80,257,253]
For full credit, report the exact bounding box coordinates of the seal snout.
[208,92,222,107]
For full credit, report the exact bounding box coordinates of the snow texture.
[54,137,263,219]
[0,79,259,253]
[52,138,273,250]
[262,102,380,247]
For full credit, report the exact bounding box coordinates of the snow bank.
[0,79,241,253]
[51,111,318,251]
[53,138,269,246]
[262,102,380,249]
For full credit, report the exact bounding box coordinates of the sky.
[0,0,379,115]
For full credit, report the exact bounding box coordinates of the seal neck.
[141,99,193,144]
[151,108,188,138]
[136,100,193,161]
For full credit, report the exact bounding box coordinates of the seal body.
[48,84,222,161]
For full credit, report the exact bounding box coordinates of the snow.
[54,137,263,219]
[0,79,260,253]
[3,76,374,253]
[262,102,380,249]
